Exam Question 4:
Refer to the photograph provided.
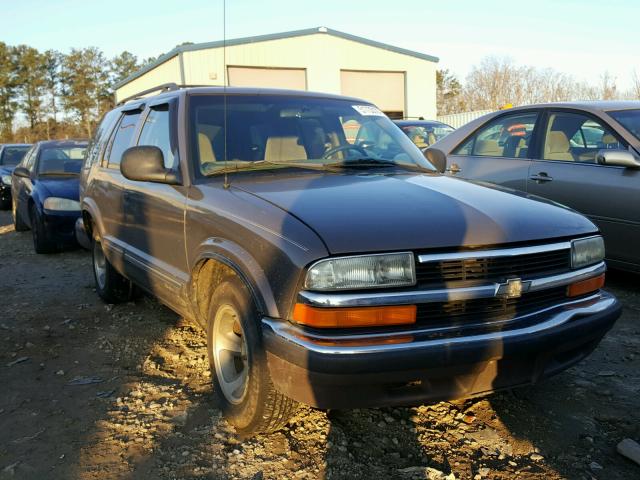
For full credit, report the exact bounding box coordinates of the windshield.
[189,95,434,176]
[37,146,86,176]
[399,124,455,148]
[0,146,30,166]
[609,109,640,142]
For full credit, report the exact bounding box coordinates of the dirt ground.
[0,209,639,480]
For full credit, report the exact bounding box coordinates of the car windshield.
[37,146,86,176]
[399,124,455,148]
[0,146,30,166]
[609,109,640,142]
[189,94,435,176]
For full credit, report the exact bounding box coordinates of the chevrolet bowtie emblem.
[497,278,531,299]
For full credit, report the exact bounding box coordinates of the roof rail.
[115,83,213,106]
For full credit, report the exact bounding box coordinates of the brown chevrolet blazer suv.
[77,85,621,436]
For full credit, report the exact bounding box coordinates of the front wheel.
[12,199,28,231]
[207,276,297,437]
[92,236,134,303]
[30,204,56,254]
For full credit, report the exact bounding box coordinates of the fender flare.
[190,237,280,320]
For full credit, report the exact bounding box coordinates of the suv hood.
[233,171,597,254]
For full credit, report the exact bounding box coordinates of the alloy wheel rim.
[212,304,249,405]
[93,240,107,290]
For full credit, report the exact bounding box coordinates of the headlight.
[304,252,416,291]
[1,175,11,185]
[43,197,81,211]
[571,236,605,269]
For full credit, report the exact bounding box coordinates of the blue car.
[11,140,88,253]
[0,143,32,209]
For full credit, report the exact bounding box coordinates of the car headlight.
[1,175,11,185]
[43,197,81,211]
[304,252,416,291]
[571,236,605,269]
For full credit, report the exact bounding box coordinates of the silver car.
[425,101,640,272]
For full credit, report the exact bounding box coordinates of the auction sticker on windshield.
[352,105,385,117]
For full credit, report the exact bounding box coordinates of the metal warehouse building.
[115,27,439,119]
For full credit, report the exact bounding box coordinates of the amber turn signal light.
[292,304,417,328]
[567,273,605,297]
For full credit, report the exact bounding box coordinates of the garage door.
[340,70,405,118]
[227,67,307,90]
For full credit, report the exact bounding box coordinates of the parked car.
[394,119,454,149]
[78,86,620,436]
[0,143,31,209]
[425,101,640,273]
[12,140,88,253]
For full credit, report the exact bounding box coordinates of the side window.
[24,148,38,171]
[85,111,119,169]
[340,117,362,144]
[543,112,625,163]
[454,112,538,158]
[107,111,141,168]
[137,105,176,169]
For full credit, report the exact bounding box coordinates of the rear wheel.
[30,204,56,254]
[207,276,297,437]
[92,235,134,303]
[12,198,28,232]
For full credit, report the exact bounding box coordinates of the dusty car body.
[425,101,640,272]
[78,86,620,436]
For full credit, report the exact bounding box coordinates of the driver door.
[527,109,640,268]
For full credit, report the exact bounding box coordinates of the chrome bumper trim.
[297,262,606,308]
[265,293,617,355]
[417,241,571,263]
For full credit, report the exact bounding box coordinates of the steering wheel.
[322,144,369,159]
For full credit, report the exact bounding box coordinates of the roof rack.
[116,83,213,106]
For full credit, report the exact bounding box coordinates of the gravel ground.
[0,209,639,480]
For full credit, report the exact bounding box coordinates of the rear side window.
[138,105,176,169]
[107,111,141,168]
[86,110,119,169]
[454,112,538,158]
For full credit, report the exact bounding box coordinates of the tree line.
[437,56,640,116]
[0,43,146,143]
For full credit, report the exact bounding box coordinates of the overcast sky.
[3,0,639,88]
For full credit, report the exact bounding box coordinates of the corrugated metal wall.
[437,109,493,128]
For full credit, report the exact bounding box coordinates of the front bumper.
[42,210,81,245]
[74,216,91,250]
[263,291,621,409]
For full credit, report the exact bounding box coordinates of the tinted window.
[24,147,38,171]
[543,112,624,163]
[107,111,141,167]
[38,146,86,175]
[138,105,176,169]
[609,109,640,142]
[0,146,30,166]
[454,112,538,158]
[86,110,119,168]
[189,95,432,176]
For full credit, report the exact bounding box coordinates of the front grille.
[415,287,569,329]
[415,248,571,285]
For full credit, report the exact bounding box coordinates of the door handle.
[447,163,462,175]
[530,172,553,183]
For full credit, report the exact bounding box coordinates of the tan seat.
[198,133,216,163]
[545,131,574,161]
[602,133,618,146]
[264,136,307,162]
[474,139,503,156]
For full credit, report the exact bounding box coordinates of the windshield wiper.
[325,158,397,169]
[204,159,328,176]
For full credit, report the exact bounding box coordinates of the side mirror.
[120,146,180,184]
[596,149,640,168]
[424,148,447,173]
[13,166,30,178]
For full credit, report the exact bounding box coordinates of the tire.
[12,198,28,232]
[30,204,56,254]
[92,235,134,303]
[207,276,297,437]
